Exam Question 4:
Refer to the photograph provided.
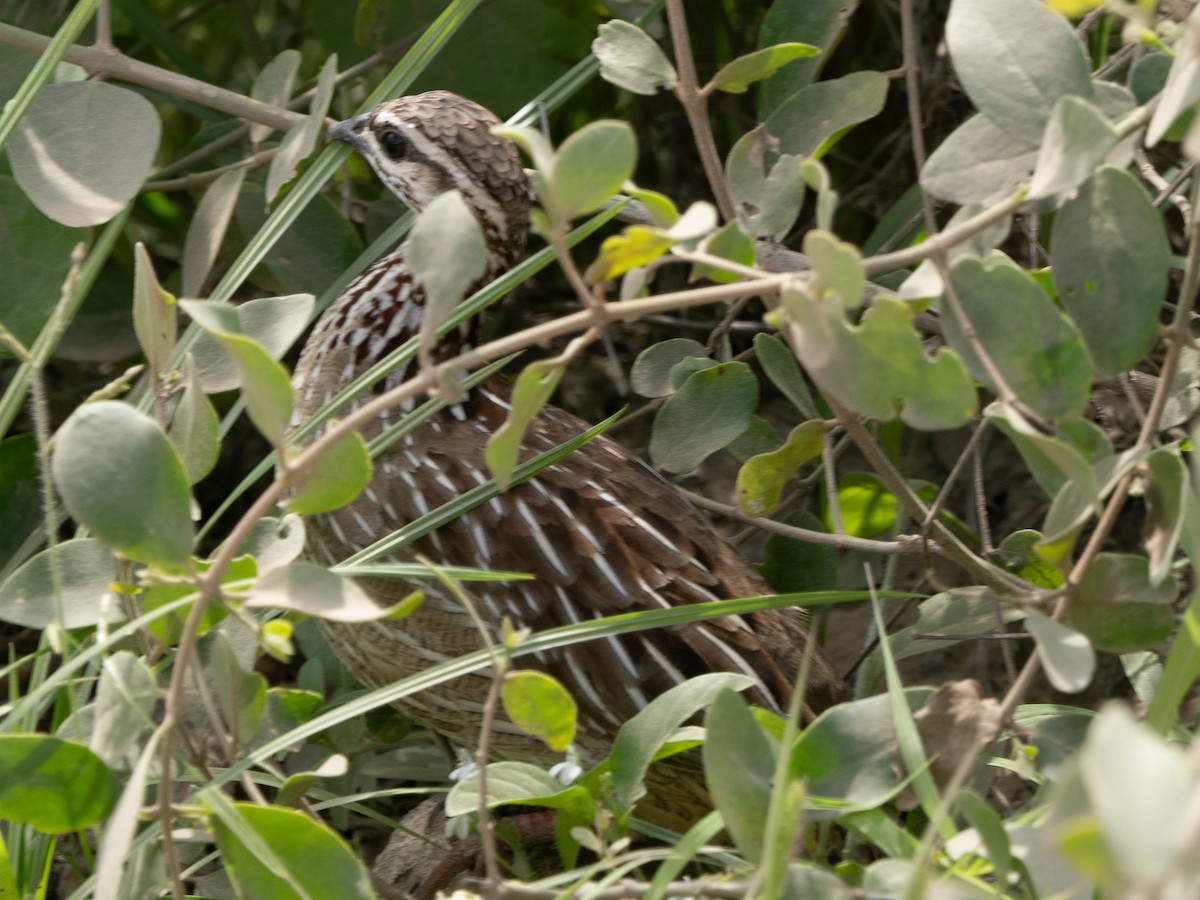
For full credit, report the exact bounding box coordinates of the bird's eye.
[378,128,407,161]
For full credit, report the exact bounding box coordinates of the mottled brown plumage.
[291,91,842,817]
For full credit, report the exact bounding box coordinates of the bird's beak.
[328,114,370,152]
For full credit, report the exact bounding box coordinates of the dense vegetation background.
[1,0,1199,897]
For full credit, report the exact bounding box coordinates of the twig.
[679,488,928,557]
[664,0,735,220]
[0,21,303,132]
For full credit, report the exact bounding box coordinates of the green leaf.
[592,20,677,95]
[190,293,315,393]
[52,401,194,570]
[265,54,336,205]
[1027,96,1117,200]
[603,673,756,813]
[245,561,402,622]
[758,512,838,593]
[182,299,295,447]
[585,225,674,283]
[445,761,589,817]
[945,0,1092,144]
[168,354,220,485]
[132,242,176,374]
[89,651,158,771]
[649,361,759,473]
[693,220,756,283]
[805,230,864,309]
[725,128,805,240]
[737,420,824,516]
[0,735,119,833]
[832,472,897,538]
[182,167,247,298]
[754,332,819,419]
[921,114,1039,205]
[783,290,976,430]
[0,538,118,629]
[1025,611,1094,693]
[1076,705,1194,885]
[287,429,372,515]
[551,120,636,221]
[985,403,1102,499]
[765,70,888,158]
[7,81,161,226]
[792,689,932,812]
[1067,554,1176,653]
[1143,449,1187,586]
[756,0,857,116]
[486,360,564,489]
[1050,166,1170,377]
[408,190,487,342]
[205,632,267,744]
[703,689,775,862]
[630,338,706,399]
[1147,10,1200,146]
[709,43,820,94]
[502,670,577,752]
[946,257,1091,419]
[249,49,301,146]
[210,801,374,900]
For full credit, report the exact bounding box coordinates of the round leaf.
[502,670,577,752]
[946,258,1091,419]
[287,430,372,516]
[52,401,194,570]
[551,121,636,221]
[407,190,487,336]
[945,0,1092,143]
[649,361,759,473]
[1050,166,1170,376]
[0,538,119,629]
[0,735,119,833]
[1025,611,1095,693]
[592,20,678,95]
[1068,553,1176,653]
[630,338,706,398]
[8,81,161,227]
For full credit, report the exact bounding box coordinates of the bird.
[289,90,843,823]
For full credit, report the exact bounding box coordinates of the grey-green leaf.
[551,120,636,221]
[1025,611,1094,693]
[1027,96,1117,201]
[703,689,775,862]
[169,354,221,485]
[630,338,706,399]
[8,81,161,227]
[182,168,247,298]
[132,243,176,374]
[592,20,678,95]
[945,0,1092,143]
[709,43,820,94]
[921,114,1039,205]
[1050,166,1170,377]
[946,257,1091,419]
[52,401,194,570]
[190,294,315,393]
[765,70,888,159]
[408,190,487,342]
[649,361,759,473]
[0,538,119,629]
[249,49,301,146]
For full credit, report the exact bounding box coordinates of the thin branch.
[0,21,303,132]
[679,488,929,557]
[664,0,735,220]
